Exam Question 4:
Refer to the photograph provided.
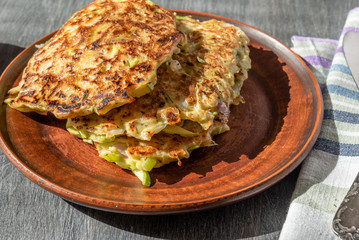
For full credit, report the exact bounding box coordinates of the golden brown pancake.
[94,119,229,186]
[6,0,184,119]
[67,16,251,141]
[66,15,251,186]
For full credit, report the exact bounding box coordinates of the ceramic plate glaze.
[0,10,323,214]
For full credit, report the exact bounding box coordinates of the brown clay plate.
[0,10,323,215]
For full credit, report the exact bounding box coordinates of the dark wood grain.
[0,0,358,239]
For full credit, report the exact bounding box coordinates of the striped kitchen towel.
[279,8,359,240]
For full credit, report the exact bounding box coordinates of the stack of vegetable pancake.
[5,0,251,186]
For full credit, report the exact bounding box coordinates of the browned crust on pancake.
[8,0,184,119]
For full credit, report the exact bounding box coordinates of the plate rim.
[0,10,323,215]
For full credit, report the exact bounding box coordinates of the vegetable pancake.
[67,15,251,185]
[87,119,229,186]
[67,16,251,141]
[6,0,184,119]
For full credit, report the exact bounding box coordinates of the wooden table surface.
[0,0,357,239]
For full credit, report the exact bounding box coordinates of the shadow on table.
[0,43,24,74]
[68,167,300,240]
